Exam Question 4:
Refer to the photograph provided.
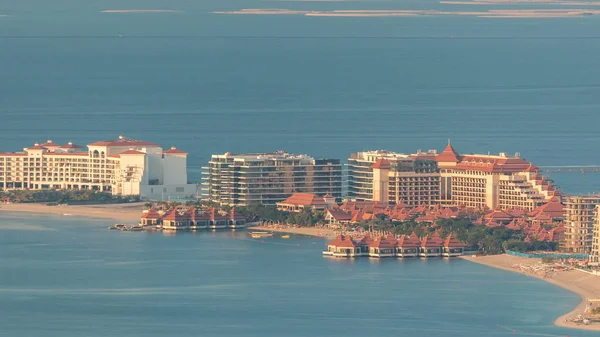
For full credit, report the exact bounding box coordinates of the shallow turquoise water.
[0,213,594,336]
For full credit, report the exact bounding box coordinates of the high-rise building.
[0,136,196,200]
[562,195,600,254]
[590,205,600,264]
[347,143,558,210]
[202,151,342,206]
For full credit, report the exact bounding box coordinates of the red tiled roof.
[141,208,161,219]
[397,234,421,248]
[370,236,396,248]
[370,158,391,169]
[279,193,328,207]
[443,234,465,248]
[0,153,27,157]
[421,232,444,247]
[436,143,461,163]
[529,200,565,218]
[42,140,60,148]
[230,207,245,220]
[524,164,539,172]
[26,144,47,150]
[484,210,513,221]
[162,209,189,221]
[59,142,83,149]
[327,235,356,248]
[88,136,158,147]
[119,149,146,155]
[453,155,532,173]
[163,146,187,154]
[326,209,353,221]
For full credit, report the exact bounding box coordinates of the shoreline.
[461,254,600,331]
[0,202,144,222]
[248,225,336,238]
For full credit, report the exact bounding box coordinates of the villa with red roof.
[0,135,195,200]
[347,142,558,211]
[276,193,336,212]
[324,232,465,259]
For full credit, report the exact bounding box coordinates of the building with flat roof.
[562,195,600,255]
[202,151,342,206]
[590,205,600,265]
[0,136,196,200]
[348,143,558,210]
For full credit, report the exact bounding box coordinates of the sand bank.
[462,254,600,331]
[101,10,183,13]
[0,203,144,222]
[248,225,336,238]
[215,8,600,17]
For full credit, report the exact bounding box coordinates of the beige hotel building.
[0,136,196,200]
[348,143,558,210]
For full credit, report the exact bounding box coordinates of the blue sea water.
[2,0,600,194]
[0,213,594,337]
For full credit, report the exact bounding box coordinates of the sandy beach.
[0,202,144,222]
[248,225,337,238]
[462,254,600,331]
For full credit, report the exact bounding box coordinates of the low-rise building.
[0,136,196,200]
[276,193,336,212]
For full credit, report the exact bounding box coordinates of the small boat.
[250,231,273,238]
[108,223,127,230]
[128,225,144,231]
[281,235,290,239]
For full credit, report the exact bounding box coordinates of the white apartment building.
[0,136,196,200]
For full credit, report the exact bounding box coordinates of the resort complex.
[348,143,558,210]
[202,151,342,206]
[0,136,196,200]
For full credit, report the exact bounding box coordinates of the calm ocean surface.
[2,0,600,193]
[0,213,594,337]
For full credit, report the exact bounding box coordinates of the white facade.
[0,136,196,200]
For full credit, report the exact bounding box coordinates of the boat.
[128,225,144,231]
[281,235,290,239]
[108,223,127,230]
[250,231,273,238]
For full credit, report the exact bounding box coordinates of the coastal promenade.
[0,202,143,222]
[463,254,600,331]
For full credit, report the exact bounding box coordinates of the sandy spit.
[0,203,144,222]
[462,254,600,331]
[101,10,183,13]
[248,225,336,238]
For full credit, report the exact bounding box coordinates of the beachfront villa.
[202,151,342,206]
[347,143,558,210]
[324,232,465,259]
[139,207,246,231]
[0,136,196,200]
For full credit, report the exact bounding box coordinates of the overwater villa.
[396,233,421,258]
[368,235,397,258]
[138,207,246,231]
[442,234,466,257]
[419,232,445,257]
[324,232,465,259]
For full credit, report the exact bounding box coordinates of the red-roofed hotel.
[0,135,195,200]
[348,142,558,210]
